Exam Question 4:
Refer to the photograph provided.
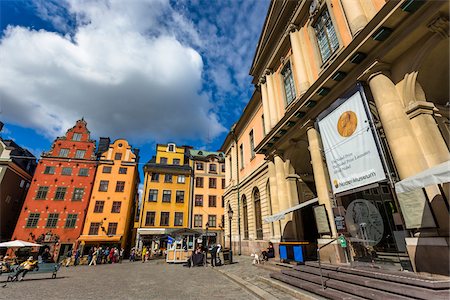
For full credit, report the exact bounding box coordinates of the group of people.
[185,243,222,268]
[64,246,124,267]
[0,256,38,281]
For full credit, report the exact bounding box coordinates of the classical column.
[274,154,292,238]
[340,0,368,36]
[287,24,310,95]
[307,127,337,238]
[266,71,279,128]
[268,160,281,240]
[363,64,428,179]
[259,76,272,134]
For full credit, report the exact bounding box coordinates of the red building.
[12,119,97,261]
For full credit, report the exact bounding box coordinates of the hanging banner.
[318,91,386,194]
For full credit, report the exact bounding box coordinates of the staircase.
[270,261,450,300]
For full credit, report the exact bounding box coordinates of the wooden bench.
[7,262,61,282]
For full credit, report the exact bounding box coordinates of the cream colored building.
[222,0,449,276]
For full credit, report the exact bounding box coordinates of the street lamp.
[228,203,234,264]
[205,222,210,250]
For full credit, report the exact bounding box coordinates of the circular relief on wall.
[337,111,358,137]
[345,199,384,246]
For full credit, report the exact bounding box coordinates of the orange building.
[79,139,139,253]
[12,119,97,261]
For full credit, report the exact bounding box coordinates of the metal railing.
[317,235,344,290]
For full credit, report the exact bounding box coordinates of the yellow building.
[79,139,139,253]
[190,150,225,245]
[136,143,192,250]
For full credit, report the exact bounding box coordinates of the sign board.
[318,91,386,194]
[397,190,436,229]
[313,205,331,234]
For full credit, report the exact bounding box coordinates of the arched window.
[254,188,263,240]
[242,195,249,240]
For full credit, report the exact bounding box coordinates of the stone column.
[266,71,279,128]
[274,154,292,239]
[307,127,337,238]
[340,0,368,36]
[364,64,428,179]
[268,160,281,240]
[284,158,300,239]
[259,77,272,133]
[287,24,310,96]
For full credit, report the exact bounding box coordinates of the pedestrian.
[74,248,80,266]
[142,246,147,263]
[87,247,93,266]
[119,248,124,263]
[103,247,109,264]
[210,243,217,267]
[109,248,114,263]
[89,247,97,266]
[97,247,102,264]
[65,249,72,267]
[129,248,135,262]
[114,248,119,263]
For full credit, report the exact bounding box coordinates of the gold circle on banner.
[337,111,358,137]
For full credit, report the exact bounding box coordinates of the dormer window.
[167,143,176,152]
[72,133,82,141]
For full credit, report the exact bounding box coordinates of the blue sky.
[0,0,269,179]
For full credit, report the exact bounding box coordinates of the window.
[160,212,169,226]
[111,201,121,213]
[151,173,159,182]
[103,166,112,173]
[262,115,266,136]
[72,188,84,201]
[160,157,168,164]
[59,148,69,157]
[94,201,105,213]
[36,186,49,199]
[196,162,204,170]
[221,215,225,228]
[148,189,158,202]
[176,191,184,203]
[195,177,204,188]
[194,214,202,228]
[61,167,72,176]
[26,213,40,228]
[195,195,203,206]
[168,144,175,152]
[240,144,245,169]
[145,212,155,226]
[249,130,255,159]
[72,133,82,141]
[208,215,216,228]
[119,167,127,174]
[99,180,109,192]
[115,181,125,192]
[209,178,217,189]
[254,188,263,240]
[221,164,225,173]
[89,222,100,235]
[281,61,296,105]
[242,196,249,240]
[75,150,86,159]
[177,175,185,183]
[54,187,67,200]
[314,8,339,62]
[164,174,173,183]
[221,179,225,189]
[44,166,55,174]
[174,212,183,226]
[78,168,89,176]
[209,164,217,174]
[162,190,171,202]
[173,158,180,165]
[46,213,59,228]
[65,214,77,228]
[222,196,225,208]
[114,153,122,160]
[208,195,216,207]
[107,223,118,235]
[229,157,232,179]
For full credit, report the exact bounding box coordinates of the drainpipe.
[230,124,241,256]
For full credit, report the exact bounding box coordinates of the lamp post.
[228,203,234,264]
[205,222,210,250]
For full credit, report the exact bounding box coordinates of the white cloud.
[0,0,225,142]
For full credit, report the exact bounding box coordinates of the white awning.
[263,198,318,223]
[395,160,450,193]
[137,228,167,235]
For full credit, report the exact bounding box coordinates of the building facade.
[190,150,225,245]
[136,143,192,250]
[0,137,37,243]
[223,0,449,275]
[79,139,139,253]
[12,119,97,261]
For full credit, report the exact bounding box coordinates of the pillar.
[259,77,272,134]
[266,72,279,128]
[365,66,428,179]
[268,160,281,240]
[340,0,368,36]
[307,127,337,238]
[288,24,310,95]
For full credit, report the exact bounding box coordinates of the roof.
[190,149,225,161]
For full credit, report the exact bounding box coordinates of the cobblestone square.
[0,260,258,300]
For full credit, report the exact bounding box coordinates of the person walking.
[119,248,124,263]
[129,248,135,262]
[74,248,80,266]
[89,247,97,266]
[142,246,147,263]
[65,249,72,267]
